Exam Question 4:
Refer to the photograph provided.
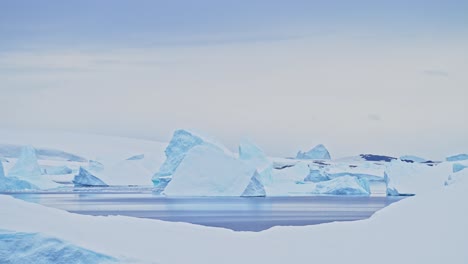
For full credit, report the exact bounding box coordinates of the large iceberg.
[313,176,370,195]
[241,171,266,197]
[163,145,256,196]
[238,139,273,185]
[446,154,468,162]
[152,129,230,191]
[0,230,117,264]
[7,145,42,179]
[0,161,37,191]
[296,144,331,160]
[73,167,108,187]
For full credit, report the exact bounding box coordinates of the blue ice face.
[447,154,468,162]
[73,167,108,187]
[453,163,468,173]
[7,145,42,179]
[242,171,266,197]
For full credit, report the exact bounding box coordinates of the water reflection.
[9,191,405,231]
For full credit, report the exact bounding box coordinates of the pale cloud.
[0,36,467,159]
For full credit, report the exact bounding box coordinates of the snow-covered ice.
[0,230,117,264]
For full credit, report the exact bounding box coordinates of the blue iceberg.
[7,146,42,179]
[446,154,468,162]
[0,161,37,191]
[241,171,266,197]
[152,129,229,189]
[296,144,331,160]
[73,167,108,187]
[453,163,467,173]
[313,176,370,195]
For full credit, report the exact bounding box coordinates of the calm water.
[9,189,405,231]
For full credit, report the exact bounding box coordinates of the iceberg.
[152,129,230,189]
[446,154,468,162]
[73,167,108,187]
[163,145,255,196]
[0,161,37,191]
[327,172,382,181]
[296,144,331,160]
[241,171,266,197]
[7,145,42,179]
[0,230,116,264]
[304,169,330,182]
[453,163,467,173]
[238,139,273,185]
[313,176,370,195]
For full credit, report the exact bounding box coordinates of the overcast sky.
[1,0,467,159]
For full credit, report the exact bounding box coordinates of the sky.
[1,0,467,159]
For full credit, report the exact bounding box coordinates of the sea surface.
[9,188,405,231]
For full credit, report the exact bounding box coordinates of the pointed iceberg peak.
[242,171,266,197]
[73,167,108,187]
[296,144,331,160]
[8,145,42,178]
